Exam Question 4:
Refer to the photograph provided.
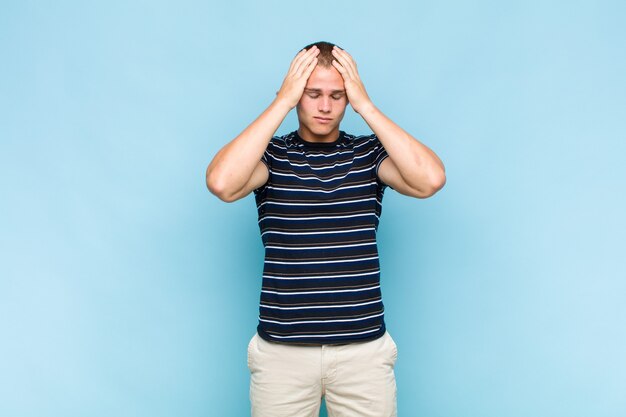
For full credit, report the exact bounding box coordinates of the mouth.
[314,117,332,124]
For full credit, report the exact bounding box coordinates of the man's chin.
[309,125,337,137]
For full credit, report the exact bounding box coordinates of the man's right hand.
[275,46,319,109]
[207,46,319,202]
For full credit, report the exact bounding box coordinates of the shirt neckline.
[294,130,345,148]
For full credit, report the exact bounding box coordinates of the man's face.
[296,65,348,142]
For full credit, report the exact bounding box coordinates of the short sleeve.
[372,135,391,189]
[260,148,271,171]
[253,138,276,195]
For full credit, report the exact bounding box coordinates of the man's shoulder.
[342,131,380,149]
[263,132,295,154]
[269,132,292,145]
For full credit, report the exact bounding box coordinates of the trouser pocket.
[386,331,398,364]
[247,332,257,371]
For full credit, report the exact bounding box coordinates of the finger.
[332,56,354,82]
[289,48,310,74]
[335,46,355,62]
[332,59,349,80]
[288,48,308,72]
[331,48,353,72]
[332,47,358,75]
[291,48,318,76]
[302,57,318,79]
[332,49,358,80]
[291,46,319,76]
[294,52,318,79]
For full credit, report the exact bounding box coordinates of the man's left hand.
[331,46,373,115]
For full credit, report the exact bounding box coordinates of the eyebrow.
[304,88,346,94]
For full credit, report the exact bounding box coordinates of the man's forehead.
[305,67,345,91]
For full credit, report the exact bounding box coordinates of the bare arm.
[205,99,287,202]
[331,46,446,198]
[206,46,320,202]
[359,106,446,198]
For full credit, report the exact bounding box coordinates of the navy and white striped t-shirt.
[253,130,391,345]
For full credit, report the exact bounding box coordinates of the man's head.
[296,41,348,143]
[302,41,337,68]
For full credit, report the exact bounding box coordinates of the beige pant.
[247,331,398,417]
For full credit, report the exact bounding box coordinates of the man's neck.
[297,126,341,144]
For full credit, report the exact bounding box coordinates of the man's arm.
[331,46,446,199]
[206,46,320,202]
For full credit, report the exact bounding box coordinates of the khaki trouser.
[248,331,398,417]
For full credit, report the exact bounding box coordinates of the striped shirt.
[253,130,391,345]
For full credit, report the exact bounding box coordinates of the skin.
[330,46,446,197]
[296,65,348,143]
[206,45,446,202]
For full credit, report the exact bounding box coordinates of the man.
[206,41,445,417]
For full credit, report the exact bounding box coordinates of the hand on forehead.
[305,65,346,92]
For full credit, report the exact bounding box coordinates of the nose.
[318,96,331,113]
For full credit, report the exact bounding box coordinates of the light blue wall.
[1,1,625,416]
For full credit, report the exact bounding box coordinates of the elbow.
[431,170,446,193]
[206,170,238,203]
[208,180,238,203]
[415,169,446,199]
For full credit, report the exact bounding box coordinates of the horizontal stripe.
[259,213,378,222]
[269,156,354,169]
[265,242,375,251]
[261,308,383,320]
[271,166,371,182]
[260,299,381,310]
[262,270,379,280]
[280,136,376,156]
[352,137,378,148]
[264,256,378,265]
[267,181,376,193]
[262,282,376,291]
[262,285,379,296]
[265,238,373,248]
[259,312,384,325]
[261,227,375,237]
[266,328,380,339]
[269,138,376,158]
[259,197,377,208]
[267,148,375,169]
[284,149,354,157]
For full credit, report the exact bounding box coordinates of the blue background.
[1,0,625,416]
